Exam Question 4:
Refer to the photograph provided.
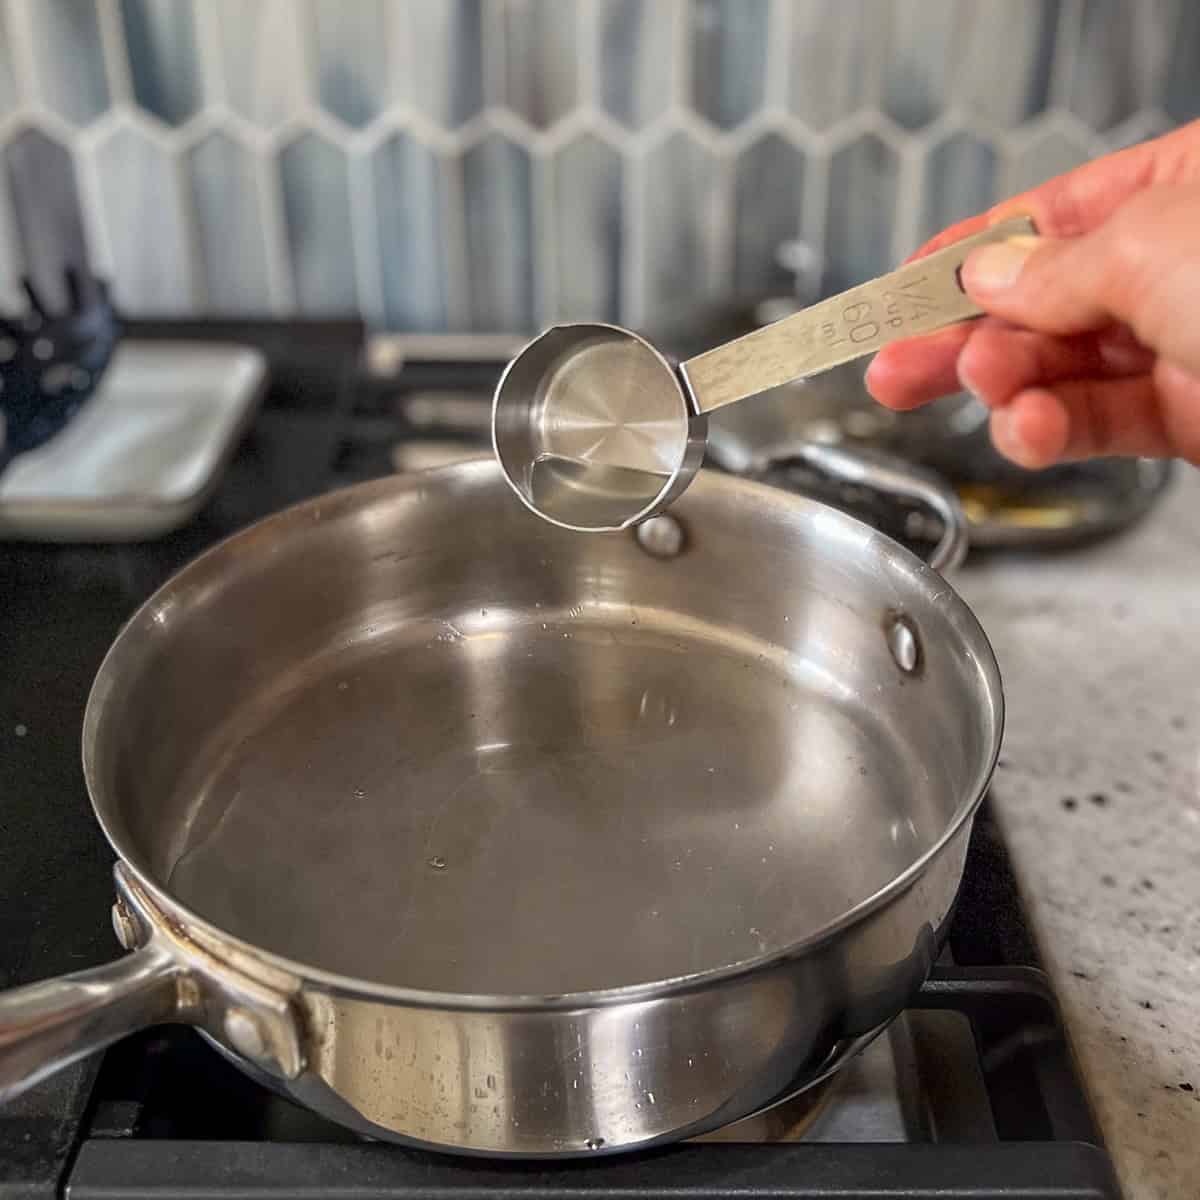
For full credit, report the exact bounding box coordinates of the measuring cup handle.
[750,441,969,574]
[679,216,1038,414]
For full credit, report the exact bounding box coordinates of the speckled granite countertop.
[955,464,1200,1200]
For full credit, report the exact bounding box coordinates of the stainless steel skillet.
[0,454,1002,1156]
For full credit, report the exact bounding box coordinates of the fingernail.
[989,405,1021,455]
[963,236,1038,292]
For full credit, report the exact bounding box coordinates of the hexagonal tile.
[25,0,110,125]
[787,0,882,132]
[732,133,805,298]
[689,0,769,130]
[462,133,533,331]
[310,0,393,129]
[188,133,272,313]
[280,133,357,315]
[1064,0,1174,132]
[598,0,673,130]
[1166,1,1200,124]
[824,133,900,294]
[1004,128,1093,196]
[549,134,623,322]
[369,133,447,330]
[209,0,304,127]
[92,121,197,312]
[957,0,1061,128]
[880,0,958,131]
[641,130,720,322]
[405,0,484,128]
[120,0,203,125]
[4,129,91,310]
[918,132,997,244]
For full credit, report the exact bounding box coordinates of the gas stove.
[0,323,1121,1198]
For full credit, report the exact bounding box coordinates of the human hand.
[865,121,1200,470]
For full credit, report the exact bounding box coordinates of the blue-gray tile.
[25,0,110,125]
[919,131,997,244]
[1065,0,1174,131]
[957,0,1061,128]
[4,129,91,310]
[824,133,900,294]
[497,0,577,128]
[310,0,393,129]
[641,130,720,322]
[280,133,357,315]
[598,0,673,130]
[880,0,958,131]
[369,133,448,331]
[0,4,17,115]
[120,0,202,125]
[210,0,304,127]
[462,133,533,331]
[549,133,622,322]
[787,0,883,131]
[1004,128,1093,196]
[188,133,272,314]
[733,133,804,298]
[92,121,197,313]
[404,0,484,128]
[689,0,769,130]
[1166,0,1200,123]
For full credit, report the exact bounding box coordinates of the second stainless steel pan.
[0,454,1002,1156]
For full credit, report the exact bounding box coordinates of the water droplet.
[428,855,447,870]
[14,724,26,737]
[687,1057,694,1067]
[585,1137,606,1151]
[354,788,365,800]
[572,1078,579,1090]
[646,1092,656,1105]
[481,608,488,615]
[337,681,348,691]
[634,1048,644,1057]
[635,1102,642,1110]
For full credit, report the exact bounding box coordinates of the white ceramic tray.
[0,340,266,542]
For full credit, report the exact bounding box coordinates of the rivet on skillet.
[110,900,138,951]
[224,1007,269,1061]
[634,514,686,559]
[885,613,922,674]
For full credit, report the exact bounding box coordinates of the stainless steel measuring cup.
[492,216,1036,532]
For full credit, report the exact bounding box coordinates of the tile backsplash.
[0,0,1194,331]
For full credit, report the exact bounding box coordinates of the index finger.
[900,121,1196,265]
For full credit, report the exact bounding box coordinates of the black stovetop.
[0,323,1120,1199]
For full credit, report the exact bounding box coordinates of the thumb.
[960,186,1200,378]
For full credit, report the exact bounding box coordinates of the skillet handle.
[748,440,969,574]
[0,944,180,1103]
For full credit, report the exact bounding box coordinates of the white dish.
[0,340,266,542]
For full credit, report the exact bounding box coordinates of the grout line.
[532,142,554,327]
[94,0,133,105]
[258,140,294,315]
[578,0,599,107]
[347,144,384,327]
[72,129,115,287]
[621,132,646,327]
[193,0,227,107]
[6,0,40,109]
[763,0,790,112]
[442,145,471,331]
